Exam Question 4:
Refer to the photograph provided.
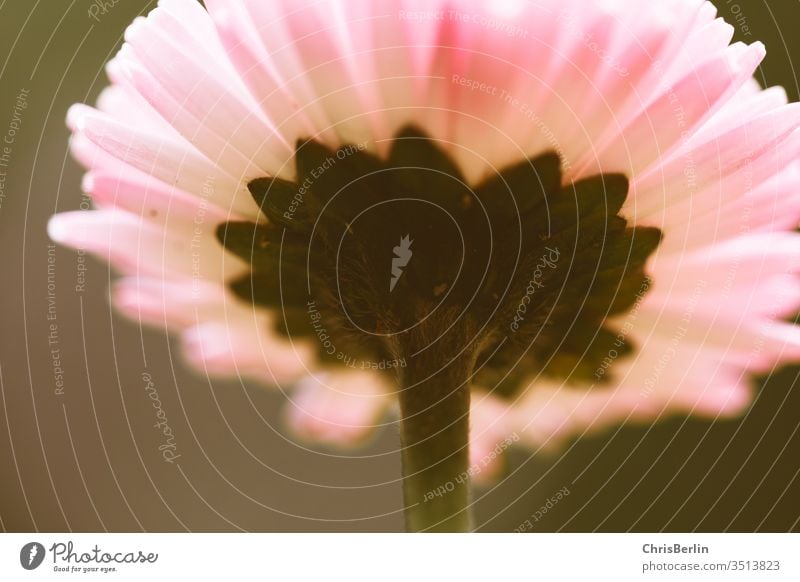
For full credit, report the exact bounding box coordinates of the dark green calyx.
[216,126,662,395]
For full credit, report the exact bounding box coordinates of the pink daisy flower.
[49,0,800,531]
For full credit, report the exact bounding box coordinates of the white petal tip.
[47,214,72,245]
[123,16,149,44]
[66,104,89,132]
[81,172,96,194]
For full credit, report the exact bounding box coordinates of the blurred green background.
[0,0,798,532]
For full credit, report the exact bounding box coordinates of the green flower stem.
[397,346,474,532]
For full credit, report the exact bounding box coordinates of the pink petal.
[67,104,258,218]
[182,321,314,384]
[113,277,256,331]
[285,370,393,446]
[47,210,247,282]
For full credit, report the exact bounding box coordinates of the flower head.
[50,0,800,486]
